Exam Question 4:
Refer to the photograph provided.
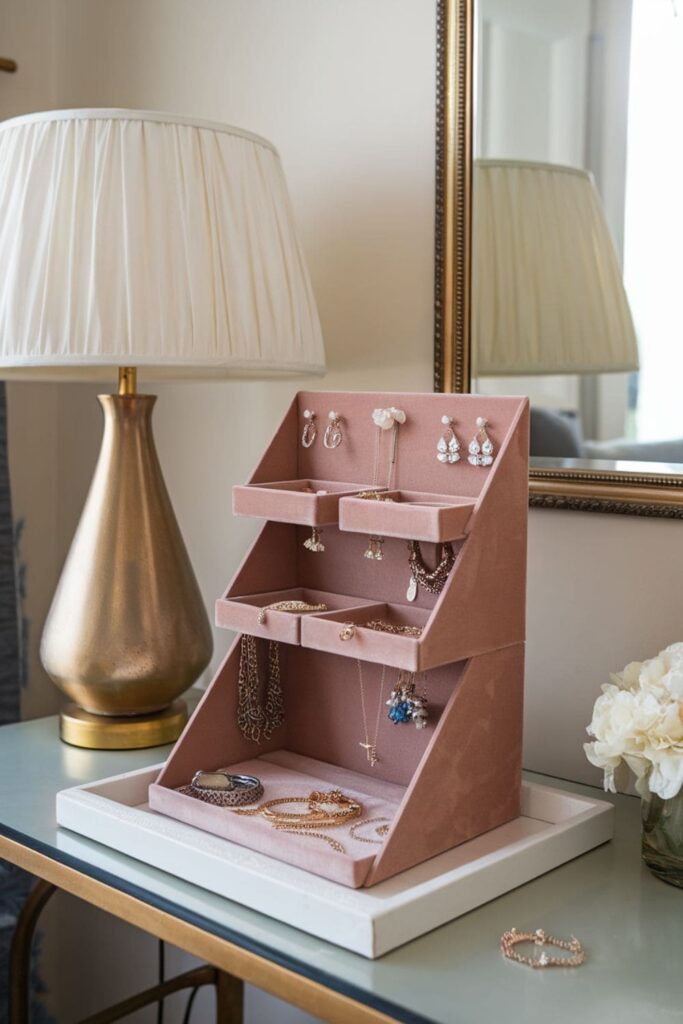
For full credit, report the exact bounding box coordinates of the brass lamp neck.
[118,367,138,395]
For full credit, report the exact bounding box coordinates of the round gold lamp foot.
[59,700,188,750]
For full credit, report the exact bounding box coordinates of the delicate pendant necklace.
[357,661,387,767]
[407,541,455,601]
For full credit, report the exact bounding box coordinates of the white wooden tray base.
[56,767,614,958]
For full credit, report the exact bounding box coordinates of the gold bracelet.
[500,928,586,969]
[257,600,328,625]
[234,789,362,830]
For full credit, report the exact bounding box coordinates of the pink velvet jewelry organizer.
[150,391,529,889]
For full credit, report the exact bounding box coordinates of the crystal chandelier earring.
[303,527,325,553]
[468,417,495,467]
[301,409,317,448]
[364,536,384,561]
[437,415,460,464]
[323,411,343,449]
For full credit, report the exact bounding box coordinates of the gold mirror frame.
[434,0,683,518]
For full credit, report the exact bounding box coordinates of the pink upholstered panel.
[367,643,525,885]
[418,399,529,669]
[155,640,284,791]
[281,647,459,786]
[292,391,523,495]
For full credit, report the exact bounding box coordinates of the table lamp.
[472,159,639,376]
[0,109,325,749]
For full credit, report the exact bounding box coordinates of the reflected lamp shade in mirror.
[0,109,325,749]
[472,159,639,377]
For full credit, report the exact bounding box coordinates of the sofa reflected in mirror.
[530,408,683,467]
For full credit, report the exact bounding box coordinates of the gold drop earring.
[301,409,317,448]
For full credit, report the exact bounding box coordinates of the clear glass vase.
[642,789,683,887]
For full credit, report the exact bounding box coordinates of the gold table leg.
[216,969,245,1022]
[77,964,222,1024]
[8,876,243,1024]
[9,878,57,1024]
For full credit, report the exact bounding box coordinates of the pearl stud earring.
[437,415,461,464]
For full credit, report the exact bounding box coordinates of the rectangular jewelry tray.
[56,766,614,958]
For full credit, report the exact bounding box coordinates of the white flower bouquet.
[584,642,683,800]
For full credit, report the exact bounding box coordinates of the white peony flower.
[585,643,683,800]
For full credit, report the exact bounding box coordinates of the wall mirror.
[434,0,683,516]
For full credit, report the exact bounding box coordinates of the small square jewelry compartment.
[215,587,369,644]
[232,479,378,526]
[300,603,431,671]
[339,491,476,543]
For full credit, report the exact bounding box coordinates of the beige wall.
[7,2,434,1021]
[5,1,683,1021]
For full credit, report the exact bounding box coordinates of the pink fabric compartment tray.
[233,479,376,526]
[215,586,372,644]
[300,603,431,672]
[149,751,405,888]
[339,490,476,542]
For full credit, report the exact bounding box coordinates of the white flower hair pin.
[372,406,406,431]
[370,406,406,490]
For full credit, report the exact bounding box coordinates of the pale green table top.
[0,716,680,1024]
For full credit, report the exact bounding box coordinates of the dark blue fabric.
[0,385,19,727]
[0,384,52,1023]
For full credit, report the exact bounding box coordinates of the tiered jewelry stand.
[149,391,530,889]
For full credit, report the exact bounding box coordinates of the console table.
[0,716,677,1023]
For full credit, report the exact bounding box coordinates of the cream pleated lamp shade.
[472,159,639,376]
[0,109,325,379]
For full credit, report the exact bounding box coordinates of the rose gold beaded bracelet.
[500,928,586,969]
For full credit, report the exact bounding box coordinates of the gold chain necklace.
[257,600,327,625]
[237,635,283,742]
[363,619,423,637]
[407,541,455,601]
[357,661,387,767]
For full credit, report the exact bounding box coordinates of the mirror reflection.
[472,0,683,466]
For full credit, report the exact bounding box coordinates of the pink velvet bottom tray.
[149,751,404,888]
[56,765,614,958]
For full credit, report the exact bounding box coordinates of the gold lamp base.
[41,367,213,749]
[60,700,188,750]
